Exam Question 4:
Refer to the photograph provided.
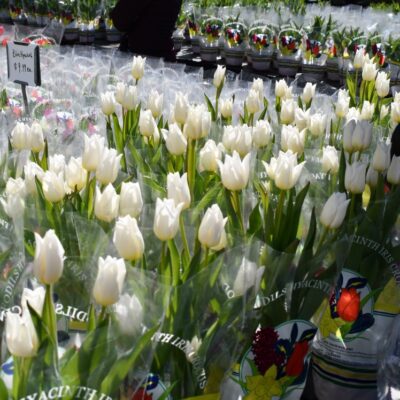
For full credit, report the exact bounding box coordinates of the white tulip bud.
[121,85,138,111]
[302,82,316,105]
[275,79,289,98]
[1,194,25,220]
[66,157,87,191]
[100,92,116,116]
[153,198,183,241]
[336,89,350,118]
[198,204,227,249]
[251,78,264,101]
[253,120,272,148]
[343,119,356,153]
[360,101,375,121]
[115,82,127,105]
[346,107,361,123]
[387,156,400,185]
[309,113,327,137]
[115,293,143,335]
[380,105,389,120]
[183,105,211,140]
[246,89,262,115]
[322,146,339,174]
[42,171,65,203]
[6,311,39,358]
[24,162,44,194]
[94,184,119,223]
[132,55,146,81]
[294,107,310,131]
[49,154,66,177]
[366,164,378,188]
[21,287,45,316]
[96,147,122,185]
[6,177,26,197]
[352,120,373,152]
[213,65,226,88]
[33,230,65,285]
[113,216,145,261]
[263,150,305,191]
[148,90,163,118]
[82,134,105,172]
[161,124,187,156]
[372,142,391,172]
[174,92,189,125]
[320,192,350,229]
[280,99,295,125]
[281,125,306,155]
[139,109,157,137]
[93,256,126,306]
[230,125,253,157]
[233,258,264,297]
[29,122,45,153]
[11,122,30,150]
[362,60,377,82]
[353,48,365,69]
[345,161,367,194]
[199,139,222,172]
[167,172,191,210]
[376,72,390,98]
[220,98,233,119]
[119,182,143,218]
[218,151,251,191]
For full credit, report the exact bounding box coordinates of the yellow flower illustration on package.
[244,365,283,400]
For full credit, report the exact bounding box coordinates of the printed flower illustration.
[286,341,309,376]
[132,388,152,400]
[245,365,283,400]
[337,288,360,322]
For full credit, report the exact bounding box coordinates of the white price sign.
[6,41,41,87]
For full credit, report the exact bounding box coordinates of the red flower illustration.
[286,341,309,377]
[337,288,361,322]
[132,388,152,400]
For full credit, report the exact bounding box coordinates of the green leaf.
[100,325,159,396]
[168,239,181,287]
[204,93,216,121]
[192,184,221,222]
[158,382,177,400]
[338,149,346,193]
[248,201,262,238]
[142,175,166,197]
[0,377,8,400]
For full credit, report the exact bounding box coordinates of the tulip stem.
[275,190,286,245]
[43,284,59,371]
[203,247,210,267]
[180,215,190,267]
[160,241,167,275]
[355,68,359,104]
[13,356,32,399]
[231,190,246,237]
[98,306,107,323]
[316,227,329,254]
[349,193,357,221]
[186,139,197,197]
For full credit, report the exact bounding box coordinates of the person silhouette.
[391,123,400,158]
[110,0,182,60]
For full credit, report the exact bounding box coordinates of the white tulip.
[376,72,390,98]
[115,82,127,105]
[320,192,350,229]
[183,105,211,140]
[372,142,391,172]
[6,177,26,197]
[66,157,87,191]
[345,161,367,194]
[220,98,233,119]
[322,146,339,174]
[336,89,350,118]
[233,258,264,297]
[213,65,226,88]
[96,147,122,185]
[49,154,66,177]
[33,230,65,285]
[93,256,126,306]
[380,105,389,120]
[222,125,236,151]
[24,162,44,194]
[198,204,227,249]
[174,92,189,125]
[132,55,146,81]
[366,164,378,188]
[115,293,143,335]
[395,93,400,103]
[246,89,262,115]
[211,228,227,251]
[11,122,30,150]
[362,60,377,82]
[253,120,272,148]
[185,336,202,363]
[148,90,163,118]
[280,99,295,125]
[281,125,306,155]
[346,107,361,122]
[302,82,316,105]
[275,79,289,98]
[119,182,143,218]
[100,92,116,116]
[1,194,25,220]
[230,125,253,157]
[263,150,305,190]
[294,107,310,131]
[360,101,375,121]
[29,122,45,153]
[167,172,191,210]
[282,86,294,100]
[218,151,251,191]
[113,216,145,261]
[139,109,157,137]
[6,311,39,358]
[82,134,105,172]
[199,139,222,172]
[391,102,400,124]
[387,156,400,185]
[161,124,187,156]
[153,198,183,241]
[309,113,327,137]
[42,171,65,203]
[121,85,138,111]
[251,78,264,101]
[352,120,373,152]
[95,184,120,223]
[343,119,356,153]
[353,48,365,69]
[21,287,45,316]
